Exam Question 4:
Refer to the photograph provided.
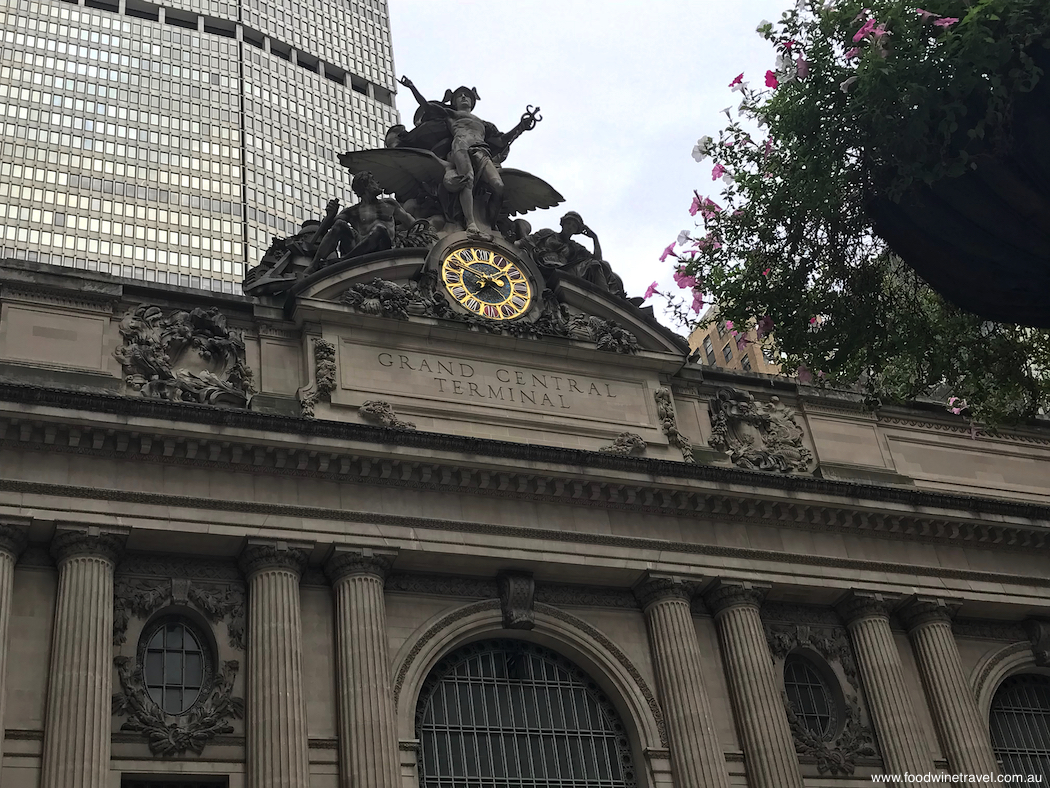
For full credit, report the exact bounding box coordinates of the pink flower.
[690,291,705,314]
[658,243,676,263]
[711,163,726,181]
[689,194,702,216]
[673,268,697,289]
[756,315,774,338]
[933,16,958,27]
[914,8,937,22]
[853,18,875,42]
[699,197,723,220]
[845,46,861,59]
[795,56,810,78]
[871,23,889,39]
[765,70,779,89]
[643,281,660,300]
[795,364,814,384]
[725,320,734,330]
[764,137,773,159]
[729,72,744,88]
[808,316,818,324]
[762,267,772,276]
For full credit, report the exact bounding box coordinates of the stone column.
[40,526,126,788]
[0,524,27,777]
[240,540,312,788]
[899,598,998,776]
[705,581,804,788]
[634,574,731,788]
[837,592,932,776]
[325,547,400,788]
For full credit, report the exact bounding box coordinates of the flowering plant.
[663,0,1050,425]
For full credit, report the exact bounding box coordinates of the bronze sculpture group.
[244,77,626,299]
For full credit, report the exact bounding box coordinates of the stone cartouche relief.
[298,338,337,419]
[113,305,254,407]
[598,432,647,456]
[360,399,416,430]
[764,616,877,775]
[111,575,246,756]
[709,387,813,473]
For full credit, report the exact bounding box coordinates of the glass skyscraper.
[0,0,398,292]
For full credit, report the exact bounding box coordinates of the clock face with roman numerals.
[440,246,533,321]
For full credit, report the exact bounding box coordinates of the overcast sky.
[386,0,789,318]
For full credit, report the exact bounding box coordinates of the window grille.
[990,674,1050,778]
[416,639,636,788]
[722,343,733,363]
[784,654,834,739]
[140,618,208,716]
[740,354,752,372]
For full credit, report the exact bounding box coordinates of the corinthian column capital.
[703,579,770,618]
[632,573,699,610]
[836,590,900,626]
[0,523,28,561]
[324,545,397,584]
[239,539,311,579]
[897,596,958,632]
[50,526,127,565]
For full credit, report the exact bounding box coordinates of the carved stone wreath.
[765,621,877,775]
[709,387,813,474]
[360,400,416,430]
[112,655,244,756]
[113,305,254,408]
[598,432,647,456]
[338,275,640,354]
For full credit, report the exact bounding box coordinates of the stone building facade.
[0,249,1048,787]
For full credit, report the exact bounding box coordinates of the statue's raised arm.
[398,76,433,109]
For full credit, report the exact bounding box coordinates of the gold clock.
[440,246,533,321]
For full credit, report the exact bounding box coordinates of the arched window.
[990,674,1050,777]
[139,617,211,716]
[416,639,636,788]
[784,653,835,740]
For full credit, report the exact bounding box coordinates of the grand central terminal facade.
[0,78,1048,788]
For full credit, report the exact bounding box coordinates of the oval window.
[784,653,835,740]
[140,618,209,716]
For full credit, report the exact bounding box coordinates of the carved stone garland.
[598,432,647,456]
[298,338,337,419]
[764,621,877,775]
[360,400,416,430]
[709,388,813,474]
[113,305,255,408]
[654,388,695,463]
[111,576,246,756]
[339,275,640,354]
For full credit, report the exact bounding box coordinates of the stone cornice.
[238,540,311,579]
[324,546,397,583]
[50,526,127,565]
[633,574,699,610]
[0,382,1048,532]
[704,580,770,616]
[7,478,1050,592]
[897,597,958,632]
[2,416,1050,560]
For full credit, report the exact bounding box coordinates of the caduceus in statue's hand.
[398,76,541,234]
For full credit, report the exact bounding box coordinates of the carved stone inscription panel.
[336,338,654,429]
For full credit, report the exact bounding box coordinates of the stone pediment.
[284,236,687,357]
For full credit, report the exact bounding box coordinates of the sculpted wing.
[337,148,447,203]
[500,169,565,216]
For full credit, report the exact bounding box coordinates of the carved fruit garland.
[298,338,337,419]
[654,388,695,463]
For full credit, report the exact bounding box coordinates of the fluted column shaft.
[0,525,26,784]
[40,527,126,788]
[635,575,731,788]
[838,593,932,775]
[242,541,312,788]
[706,582,804,788]
[901,599,998,776]
[326,548,400,788]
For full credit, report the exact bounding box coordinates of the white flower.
[677,230,692,246]
[775,52,791,70]
[691,135,714,163]
[731,80,749,94]
[721,106,733,118]
[839,76,858,93]
[721,172,735,185]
